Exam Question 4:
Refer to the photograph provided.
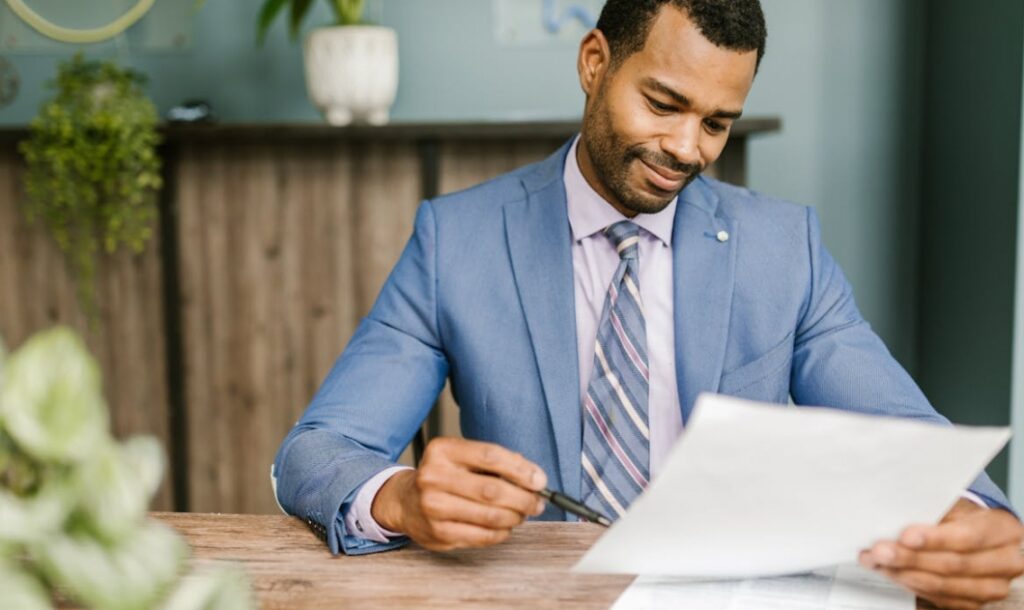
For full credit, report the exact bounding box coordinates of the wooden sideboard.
[0,119,780,514]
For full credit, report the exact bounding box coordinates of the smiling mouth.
[639,158,687,191]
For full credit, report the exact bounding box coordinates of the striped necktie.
[581,220,650,521]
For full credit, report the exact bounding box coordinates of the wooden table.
[153,512,1024,609]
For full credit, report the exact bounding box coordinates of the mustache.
[625,147,701,178]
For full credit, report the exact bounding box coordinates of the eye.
[704,119,727,134]
[646,97,676,114]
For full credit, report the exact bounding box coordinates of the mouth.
[638,158,687,192]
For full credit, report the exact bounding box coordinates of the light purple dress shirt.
[341,136,983,543]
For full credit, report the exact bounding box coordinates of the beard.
[582,93,702,215]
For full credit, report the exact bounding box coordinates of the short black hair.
[596,0,766,69]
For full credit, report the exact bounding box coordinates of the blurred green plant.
[18,54,162,324]
[257,0,367,43]
[0,327,255,610]
[194,0,368,41]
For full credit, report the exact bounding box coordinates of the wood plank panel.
[352,142,423,312]
[439,139,567,194]
[177,141,422,514]
[0,149,174,510]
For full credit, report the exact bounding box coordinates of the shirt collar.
[564,135,676,247]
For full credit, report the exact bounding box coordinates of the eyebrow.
[642,77,744,120]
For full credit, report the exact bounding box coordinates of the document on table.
[574,393,1010,578]
[610,565,914,610]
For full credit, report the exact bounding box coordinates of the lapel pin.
[716,230,730,243]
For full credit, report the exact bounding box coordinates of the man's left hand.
[859,499,1024,609]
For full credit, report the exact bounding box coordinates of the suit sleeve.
[272,200,449,554]
[790,207,1013,513]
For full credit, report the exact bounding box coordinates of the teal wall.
[917,1,1024,490]
[0,0,592,124]
[745,0,924,369]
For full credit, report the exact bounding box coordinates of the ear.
[577,29,612,98]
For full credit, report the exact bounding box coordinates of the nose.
[659,117,702,168]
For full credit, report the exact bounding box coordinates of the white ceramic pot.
[303,26,398,126]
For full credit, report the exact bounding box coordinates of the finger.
[914,593,982,610]
[878,568,1011,604]
[418,489,529,530]
[435,438,548,491]
[426,520,512,550]
[863,541,1024,577]
[420,464,544,517]
[899,511,1023,553]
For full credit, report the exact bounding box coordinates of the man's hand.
[370,437,547,551]
[859,499,1024,609]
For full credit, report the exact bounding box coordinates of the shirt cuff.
[342,465,414,542]
[961,490,988,509]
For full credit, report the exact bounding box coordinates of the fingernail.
[875,546,895,566]
[536,499,546,514]
[905,532,925,548]
[858,552,873,568]
[531,470,546,490]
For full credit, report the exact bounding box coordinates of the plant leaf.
[73,436,165,544]
[162,564,256,610]
[32,520,188,610]
[0,482,73,545]
[0,327,109,463]
[256,0,289,45]
[289,0,315,40]
[333,0,365,25]
[0,562,52,610]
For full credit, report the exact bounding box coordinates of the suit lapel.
[673,178,737,423]
[503,141,582,499]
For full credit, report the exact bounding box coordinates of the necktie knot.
[605,221,640,261]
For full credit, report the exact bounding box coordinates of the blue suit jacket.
[273,139,1011,555]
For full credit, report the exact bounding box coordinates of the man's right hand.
[370,437,548,551]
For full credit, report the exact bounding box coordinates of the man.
[272,1,1024,607]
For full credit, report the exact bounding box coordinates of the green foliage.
[18,54,162,323]
[257,0,367,43]
[0,327,256,610]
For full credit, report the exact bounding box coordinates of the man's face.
[578,6,758,216]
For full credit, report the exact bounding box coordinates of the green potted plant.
[258,0,398,125]
[0,327,255,609]
[18,54,162,323]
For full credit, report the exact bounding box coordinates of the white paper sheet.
[611,565,914,610]
[574,393,1010,578]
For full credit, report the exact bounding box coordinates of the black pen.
[537,488,613,527]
